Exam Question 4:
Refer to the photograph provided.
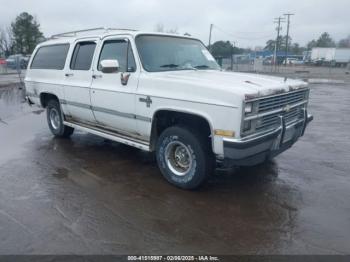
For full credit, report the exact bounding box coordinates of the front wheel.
[46,99,74,138]
[156,126,214,189]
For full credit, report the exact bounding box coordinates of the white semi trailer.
[311,48,350,67]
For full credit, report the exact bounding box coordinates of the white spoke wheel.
[156,126,214,189]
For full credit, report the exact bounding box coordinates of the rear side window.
[31,44,69,70]
[70,41,96,70]
[98,40,136,72]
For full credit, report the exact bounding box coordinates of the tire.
[156,126,214,189]
[46,99,74,138]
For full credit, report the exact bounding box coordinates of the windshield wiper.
[160,64,179,68]
[194,65,210,69]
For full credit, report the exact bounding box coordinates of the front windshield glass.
[135,35,220,72]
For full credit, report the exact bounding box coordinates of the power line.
[208,23,213,50]
[284,13,294,66]
[273,17,285,67]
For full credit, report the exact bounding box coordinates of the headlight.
[245,102,253,114]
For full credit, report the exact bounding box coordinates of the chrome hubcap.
[49,108,60,130]
[165,141,193,176]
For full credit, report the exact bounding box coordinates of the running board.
[63,121,150,151]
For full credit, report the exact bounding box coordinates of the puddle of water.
[0,84,32,120]
[52,167,69,179]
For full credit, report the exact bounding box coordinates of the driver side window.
[98,39,136,72]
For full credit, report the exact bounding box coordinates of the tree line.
[0,12,44,57]
[264,32,350,54]
[210,32,350,59]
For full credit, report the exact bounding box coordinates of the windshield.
[135,35,220,72]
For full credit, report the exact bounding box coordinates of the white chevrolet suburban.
[25,28,313,189]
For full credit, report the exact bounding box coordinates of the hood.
[138,70,308,109]
[152,70,307,99]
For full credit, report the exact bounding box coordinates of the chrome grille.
[242,88,309,137]
[256,106,303,132]
[258,90,307,113]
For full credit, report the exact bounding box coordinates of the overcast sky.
[0,0,349,48]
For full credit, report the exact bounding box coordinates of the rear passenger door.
[63,39,97,124]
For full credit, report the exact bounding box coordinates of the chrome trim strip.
[136,115,151,122]
[93,106,135,119]
[244,100,307,121]
[63,100,91,109]
[64,120,150,151]
[60,99,151,122]
[25,80,90,89]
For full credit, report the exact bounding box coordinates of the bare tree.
[155,23,165,32]
[0,26,13,57]
[167,28,178,34]
[338,35,350,48]
[154,23,178,34]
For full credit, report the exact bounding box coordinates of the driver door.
[90,36,139,135]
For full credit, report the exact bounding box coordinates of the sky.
[0,0,349,48]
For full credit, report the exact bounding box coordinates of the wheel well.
[150,110,212,151]
[40,93,59,108]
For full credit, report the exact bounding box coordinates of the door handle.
[65,73,73,77]
[92,74,102,79]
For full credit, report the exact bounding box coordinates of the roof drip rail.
[49,27,138,39]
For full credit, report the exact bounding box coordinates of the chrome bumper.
[223,111,313,166]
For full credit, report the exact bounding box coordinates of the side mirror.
[100,59,119,73]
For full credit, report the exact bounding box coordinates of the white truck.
[25,28,313,189]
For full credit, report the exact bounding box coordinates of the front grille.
[242,88,309,136]
[258,89,307,113]
[256,106,303,132]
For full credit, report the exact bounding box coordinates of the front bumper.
[223,111,313,166]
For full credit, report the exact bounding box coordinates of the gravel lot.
[0,78,349,255]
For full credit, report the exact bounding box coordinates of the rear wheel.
[46,99,74,138]
[156,126,214,189]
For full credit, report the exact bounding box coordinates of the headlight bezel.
[244,102,253,114]
[241,100,258,135]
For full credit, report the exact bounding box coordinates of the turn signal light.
[214,130,235,137]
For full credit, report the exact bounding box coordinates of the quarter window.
[31,44,69,70]
[70,41,96,70]
[98,40,136,72]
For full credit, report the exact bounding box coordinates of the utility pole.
[208,24,213,52]
[230,41,235,71]
[284,13,294,66]
[273,17,285,69]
